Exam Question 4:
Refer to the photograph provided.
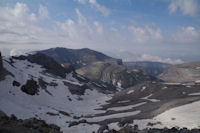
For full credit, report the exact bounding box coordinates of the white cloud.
[38,5,49,19]
[94,21,103,34]
[169,0,199,16]
[76,0,87,4]
[128,25,163,43]
[75,0,111,16]
[138,54,184,64]
[170,26,200,44]
[0,2,37,26]
[0,3,199,63]
[106,50,183,64]
[0,2,70,49]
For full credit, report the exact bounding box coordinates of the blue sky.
[0,0,200,63]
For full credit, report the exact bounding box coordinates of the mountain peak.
[39,47,122,68]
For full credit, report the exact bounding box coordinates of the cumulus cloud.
[0,2,199,63]
[165,26,200,45]
[0,2,70,48]
[169,0,199,16]
[75,0,111,16]
[94,21,103,34]
[128,25,163,43]
[107,50,183,64]
[10,49,24,56]
[38,5,49,19]
[138,54,184,64]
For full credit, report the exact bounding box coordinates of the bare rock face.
[159,62,200,83]
[76,62,159,88]
[21,79,39,95]
[0,51,3,74]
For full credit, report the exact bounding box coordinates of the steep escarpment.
[12,53,73,78]
[124,61,170,76]
[159,62,200,83]
[76,62,159,88]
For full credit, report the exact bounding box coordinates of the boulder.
[21,79,39,95]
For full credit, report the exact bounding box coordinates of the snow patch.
[188,92,200,96]
[141,86,146,91]
[127,90,134,94]
[88,110,141,122]
[107,102,146,111]
[140,94,160,102]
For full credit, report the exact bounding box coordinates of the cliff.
[0,51,3,74]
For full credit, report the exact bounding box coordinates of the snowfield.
[133,100,200,130]
[0,58,112,132]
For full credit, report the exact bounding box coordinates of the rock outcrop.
[124,61,170,76]
[0,110,62,133]
[12,53,72,78]
[0,51,3,74]
[76,62,159,88]
[159,62,200,83]
[21,79,39,95]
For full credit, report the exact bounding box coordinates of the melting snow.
[88,110,141,122]
[140,94,160,102]
[188,92,200,96]
[134,100,200,130]
[127,90,134,94]
[141,86,146,91]
[107,102,146,111]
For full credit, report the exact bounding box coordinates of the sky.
[0,0,200,64]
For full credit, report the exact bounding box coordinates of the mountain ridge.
[39,47,123,69]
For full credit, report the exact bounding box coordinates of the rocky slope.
[40,47,160,88]
[0,52,118,132]
[39,47,122,69]
[159,62,200,83]
[76,61,159,88]
[0,110,62,133]
[124,61,170,76]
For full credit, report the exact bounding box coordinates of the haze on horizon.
[0,0,200,64]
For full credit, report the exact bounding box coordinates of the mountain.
[0,52,119,132]
[1,51,200,132]
[40,47,159,88]
[159,62,200,83]
[124,61,170,76]
[76,61,159,88]
[39,47,122,69]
